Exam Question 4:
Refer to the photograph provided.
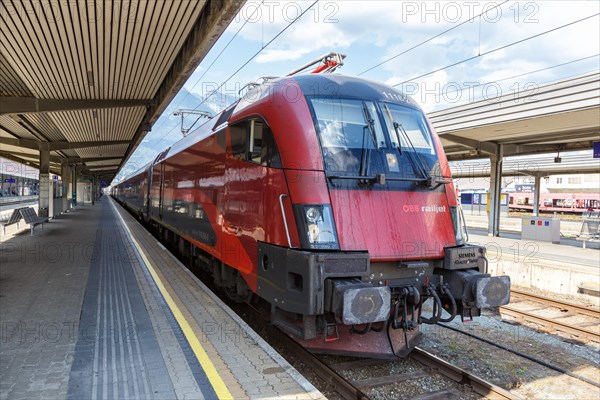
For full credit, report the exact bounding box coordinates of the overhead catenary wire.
[394,13,600,87]
[358,0,509,76]
[437,53,600,99]
[148,2,264,137]
[169,1,265,116]
[139,0,320,157]
[189,0,320,114]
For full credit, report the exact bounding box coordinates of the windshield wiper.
[358,125,370,178]
[392,122,432,183]
[392,122,451,189]
[358,103,377,179]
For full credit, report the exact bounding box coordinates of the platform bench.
[578,281,600,296]
[19,207,49,236]
[576,236,600,249]
[0,208,23,234]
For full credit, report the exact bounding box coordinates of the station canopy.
[0,0,242,180]
[429,72,600,162]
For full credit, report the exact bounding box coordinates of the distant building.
[455,174,599,194]
[545,174,600,193]
[0,157,39,197]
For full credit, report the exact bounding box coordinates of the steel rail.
[411,347,522,400]
[239,303,370,400]
[499,306,600,343]
[437,322,600,389]
[510,288,600,318]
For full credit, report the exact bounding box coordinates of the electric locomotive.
[114,57,510,358]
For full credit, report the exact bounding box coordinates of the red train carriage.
[509,192,600,213]
[114,73,510,358]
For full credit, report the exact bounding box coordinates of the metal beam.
[0,136,43,150]
[0,150,38,162]
[444,140,594,161]
[85,166,120,171]
[49,140,131,151]
[0,152,40,170]
[0,149,122,164]
[0,97,154,115]
[50,156,121,164]
[119,0,242,172]
[441,134,497,155]
[0,137,130,150]
[0,151,62,176]
[55,156,122,164]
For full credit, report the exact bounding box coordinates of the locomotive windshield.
[381,103,435,155]
[309,97,439,183]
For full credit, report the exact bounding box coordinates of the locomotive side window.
[229,119,281,167]
[230,123,247,160]
[249,120,263,163]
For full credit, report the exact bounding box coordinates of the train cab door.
[223,118,286,283]
[158,164,164,220]
[149,148,170,222]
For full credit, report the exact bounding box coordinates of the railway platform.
[0,198,324,400]
[468,232,600,303]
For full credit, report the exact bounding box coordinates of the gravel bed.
[322,355,482,400]
[419,310,600,399]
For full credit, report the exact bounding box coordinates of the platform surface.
[468,232,599,270]
[0,198,324,400]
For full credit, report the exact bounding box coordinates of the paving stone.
[1,200,326,400]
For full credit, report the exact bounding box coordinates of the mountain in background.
[116,88,237,180]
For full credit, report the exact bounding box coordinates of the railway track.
[410,348,520,400]
[500,289,600,344]
[240,302,518,400]
[270,327,519,399]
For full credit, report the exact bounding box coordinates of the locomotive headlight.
[308,223,320,242]
[293,204,339,250]
[306,207,320,223]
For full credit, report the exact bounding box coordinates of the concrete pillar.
[38,144,50,218]
[533,175,541,217]
[61,160,70,212]
[91,176,96,205]
[488,144,503,237]
[72,165,78,207]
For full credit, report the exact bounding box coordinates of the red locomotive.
[114,56,510,358]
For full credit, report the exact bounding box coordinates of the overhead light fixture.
[554,150,561,163]
[87,70,94,87]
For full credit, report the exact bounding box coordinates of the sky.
[116,0,600,181]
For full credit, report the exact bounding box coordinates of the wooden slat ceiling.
[0,0,242,178]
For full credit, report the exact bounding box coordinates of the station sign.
[594,141,600,158]
[4,178,15,183]
[52,175,58,180]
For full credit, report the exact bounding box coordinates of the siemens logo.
[458,252,476,259]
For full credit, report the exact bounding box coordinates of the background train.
[459,190,600,215]
[113,72,510,358]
